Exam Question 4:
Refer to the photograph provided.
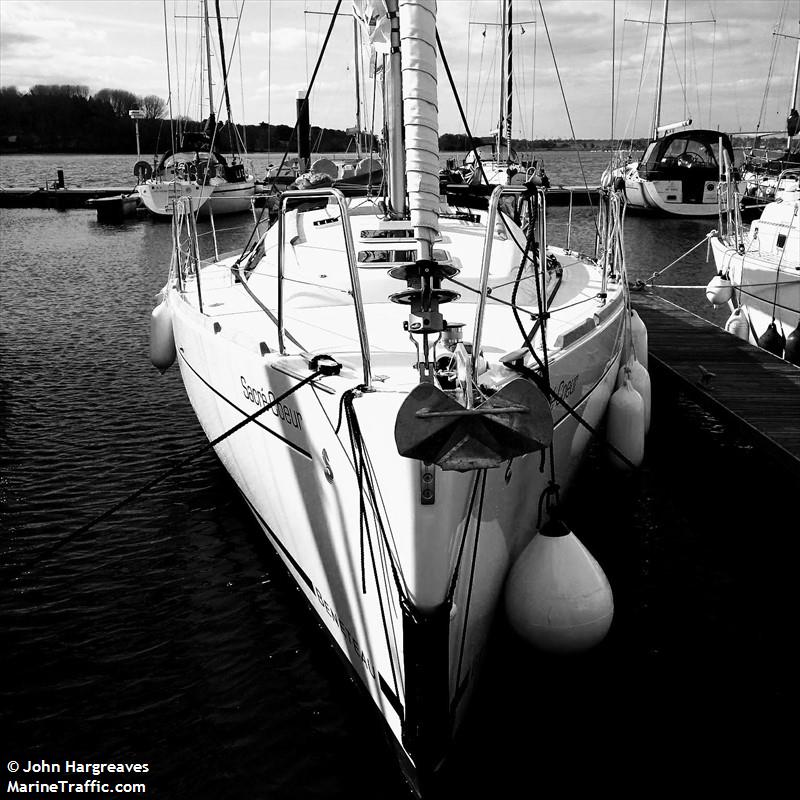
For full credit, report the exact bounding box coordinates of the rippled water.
[1,154,793,797]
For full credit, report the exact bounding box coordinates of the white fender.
[724,307,750,341]
[150,298,176,372]
[622,309,649,370]
[705,273,733,307]
[616,356,651,433]
[504,519,614,654]
[606,378,644,469]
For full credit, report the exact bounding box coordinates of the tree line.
[1,84,783,156]
[0,84,370,155]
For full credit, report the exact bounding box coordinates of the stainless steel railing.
[276,187,372,390]
[471,184,546,393]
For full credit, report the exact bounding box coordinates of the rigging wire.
[665,29,690,122]
[465,5,472,125]
[267,0,272,153]
[230,0,344,265]
[611,0,616,141]
[756,2,788,133]
[531,0,537,141]
[707,6,716,126]
[235,0,247,152]
[536,1,595,213]
[162,0,177,152]
[630,0,654,145]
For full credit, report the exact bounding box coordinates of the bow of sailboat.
[152,0,638,793]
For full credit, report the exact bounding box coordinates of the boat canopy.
[639,129,735,177]
[463,143,519,166]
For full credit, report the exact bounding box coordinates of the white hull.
[164,193,627,789]
[710,195,800,346]
[136,178,255,217]
[621,168,723,217]
[614,130,740,218]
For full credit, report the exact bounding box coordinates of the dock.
[631,292,800,476]
[0,185,135,209]
[1,183,601,211]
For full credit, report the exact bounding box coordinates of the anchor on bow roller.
[390,258,554,471]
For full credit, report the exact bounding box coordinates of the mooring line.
[5,367,328,583]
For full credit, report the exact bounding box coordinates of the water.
[1,154,793,797]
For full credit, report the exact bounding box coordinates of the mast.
[353,15,363,158]
[203,0,215,123]
[386,0,407,215]
[214,0,235,153]
[789,31,800,149]
[652,0,669,138]
[498,0,507,157]
[506,0,513,159]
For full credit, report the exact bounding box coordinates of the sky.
[1,0,798,141]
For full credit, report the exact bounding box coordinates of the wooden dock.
[1,183,600,211]
[0,186,135,209]
[632,292,800,476]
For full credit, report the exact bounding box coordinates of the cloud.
[0,30,43,50]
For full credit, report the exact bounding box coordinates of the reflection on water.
[1,156,792,797]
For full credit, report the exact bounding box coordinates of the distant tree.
[141,95,166,119]
[94,88,140,117]
[29,84,89,98]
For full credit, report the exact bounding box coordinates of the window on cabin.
[357,248,450,264]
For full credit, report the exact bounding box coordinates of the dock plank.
[631,292,800,476]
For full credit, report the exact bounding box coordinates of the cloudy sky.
[1,0,798,141]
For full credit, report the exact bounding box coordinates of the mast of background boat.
[497,0,507,159]
[787,30,800,150]
[651,0,669,139]
[353,15,363,159]
[386,0,407,217]
[214,0,236,154]
[203,0,216,126]
[505,0,513,160]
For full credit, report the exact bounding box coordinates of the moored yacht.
[150,0,641,792]
[709,154,800,363]
[136,0,255,218]
[613,0,737,217]
[135,127,255,217]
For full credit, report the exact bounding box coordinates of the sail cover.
[399,0,439,242]
[353,0,439,240]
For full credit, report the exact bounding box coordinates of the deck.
[631,291,800,476]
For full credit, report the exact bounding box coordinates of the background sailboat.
[740,22,800,207]
[136,0,255,217]
[613,0,737,217]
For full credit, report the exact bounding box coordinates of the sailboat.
[708,146,800,364]
[457,0,535,187]
[150,0,637,792]
[136,0,255,217]
[740,25,800,207]
[614,0,737,217]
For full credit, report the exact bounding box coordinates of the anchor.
[390,258,552,471]
[395,379,553,472]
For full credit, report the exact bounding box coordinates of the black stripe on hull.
[178,348,312,460]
